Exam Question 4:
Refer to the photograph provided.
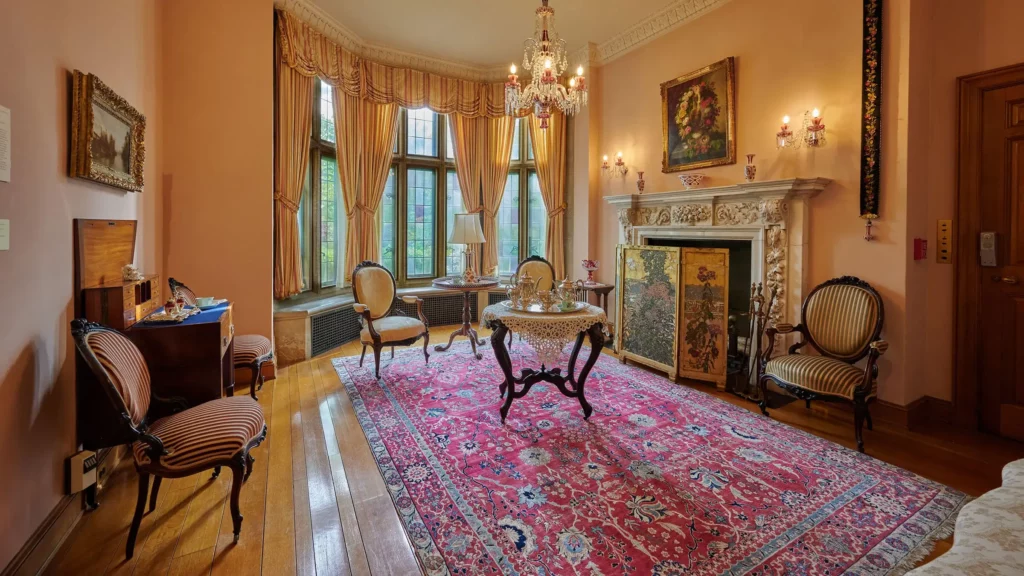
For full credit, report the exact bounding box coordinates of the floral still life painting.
[680,248,730,388]
[333,340,967,576]
[661,57,736,173]
[615,245,681,377]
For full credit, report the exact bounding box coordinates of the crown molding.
[276,0,731,82]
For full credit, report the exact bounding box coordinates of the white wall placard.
[0,105,9,183]
[0,219,9,251]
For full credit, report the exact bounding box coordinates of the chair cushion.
[360,316,425,344]
[353,266,396,319]
[234,334,273,366]
[805,284,879,359]
[764,354,876,400]
[133,396,265,473]
[86,330,151,427]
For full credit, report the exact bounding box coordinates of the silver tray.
[500,300,587,314]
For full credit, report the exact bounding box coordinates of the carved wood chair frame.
[351,261,430,379]
[506,255,558,346]
[71,319,267,559]
[757,276,887,452]
[168,277,274,400]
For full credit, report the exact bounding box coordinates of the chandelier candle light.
[776,115,795,148]
[602,152,628,177]
[802,109,827,147]
[505,0,588,128]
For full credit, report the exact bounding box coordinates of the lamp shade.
[448,213,486,244]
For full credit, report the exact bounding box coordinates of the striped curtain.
[529,112,567,280]
[278,10,508,118]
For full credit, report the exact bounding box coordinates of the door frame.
[953,62,1024,428]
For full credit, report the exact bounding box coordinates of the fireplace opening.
[645,238,753,340]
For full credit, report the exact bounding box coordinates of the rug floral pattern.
[333,343,966,575]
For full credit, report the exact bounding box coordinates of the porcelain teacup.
[196,296,216,307]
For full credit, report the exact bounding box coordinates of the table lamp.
[449,213,486,283]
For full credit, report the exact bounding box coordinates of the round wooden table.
[481,302,607,423]
[431,276,498,359]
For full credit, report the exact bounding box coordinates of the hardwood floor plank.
[210,378,276,576]
[117,475,200,576]
[329,360,420,576]
[314,357,372,576]
[171,469,229,559]
[298,353,350,575]
[261,367,298,576]
[289,362,317,576]
[166,546,216,576]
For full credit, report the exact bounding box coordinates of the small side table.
[579,282,615,314]
[431,277,499,360]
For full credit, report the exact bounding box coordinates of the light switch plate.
[936,219,952,264]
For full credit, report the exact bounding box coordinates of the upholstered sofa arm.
[869,340,889,355]
[400,295,429,327]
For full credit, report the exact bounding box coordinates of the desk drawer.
[220,305,234,357]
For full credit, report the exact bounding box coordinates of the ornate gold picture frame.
[70,70,146,192]
[661,57,736,173]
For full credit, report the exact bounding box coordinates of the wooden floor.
[45,324,1024,576]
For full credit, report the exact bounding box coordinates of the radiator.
[310,293,480,357]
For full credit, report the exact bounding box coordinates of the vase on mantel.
[636,171,645,194]
[744,154,757,182]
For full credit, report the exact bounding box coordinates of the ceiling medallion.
[504,0,588,128]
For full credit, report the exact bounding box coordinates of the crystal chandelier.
[505,0,587,128]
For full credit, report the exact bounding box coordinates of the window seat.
[274,286,506,365]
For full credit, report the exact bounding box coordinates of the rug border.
[331,343,968,575]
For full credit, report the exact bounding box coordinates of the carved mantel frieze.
[604,177,831,329]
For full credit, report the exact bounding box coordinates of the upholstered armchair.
[352,261,430,378]
[71,319,266,559]
[515,255,556,291]
[758,276,887,452]
[169,278,274,400]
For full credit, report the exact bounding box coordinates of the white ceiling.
[309,0,684,67]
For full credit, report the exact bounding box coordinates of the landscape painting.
[661,57,736,173]
[70,70,146,192]
[615,245,681,379]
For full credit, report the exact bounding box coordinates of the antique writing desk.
[128,302,235,406]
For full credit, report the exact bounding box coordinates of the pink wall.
[593,0,912,404]
[160,0,275,340]
[905,0,1024,402]
[0,0,162,567]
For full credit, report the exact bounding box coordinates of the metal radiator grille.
[488,291,509,305]
[311,305,360,357]
[310,293,479,357]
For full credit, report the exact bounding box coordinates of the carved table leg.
[435,290,485,359]
[572,324,605,420]
[489,323,518,421]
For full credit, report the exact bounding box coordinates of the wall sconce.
[776,115,795,148]
[602,152,628,177]
[801,109,827,147]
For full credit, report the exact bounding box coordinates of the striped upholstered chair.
[71,319,266,559]
[168,278,274,400]
[758,276,887,452]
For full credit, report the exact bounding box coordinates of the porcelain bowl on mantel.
[677,173,706,189]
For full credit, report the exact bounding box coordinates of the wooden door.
[956,63,1024,439]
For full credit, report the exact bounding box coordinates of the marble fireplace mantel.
[604,177,831,329]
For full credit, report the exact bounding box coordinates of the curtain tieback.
[275,193,300,213]
[548,203,568,218]
[354,203,376,216]
[471,206,496,218]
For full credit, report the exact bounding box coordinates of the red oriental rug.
[333,341,966,576]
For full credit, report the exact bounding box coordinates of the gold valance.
[277,10,510,118]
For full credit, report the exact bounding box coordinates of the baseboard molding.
[876,396,954,430]
[2,445,128,576]
[1,493,81,576]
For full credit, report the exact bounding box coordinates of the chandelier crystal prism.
[504,0,587,128]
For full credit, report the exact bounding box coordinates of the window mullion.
[310,148,323,291]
